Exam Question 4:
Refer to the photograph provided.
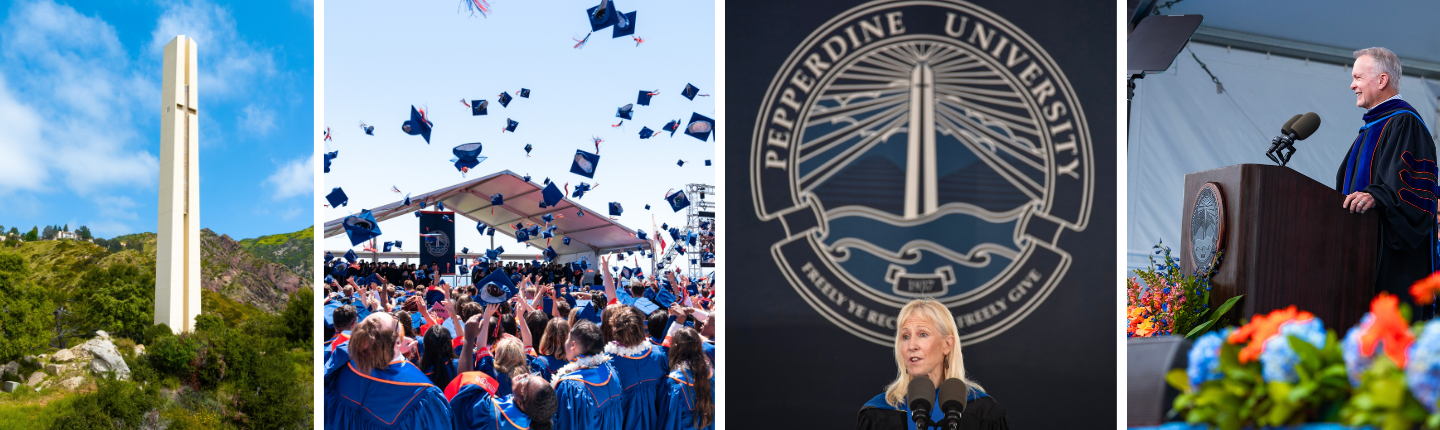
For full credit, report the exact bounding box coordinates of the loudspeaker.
[1126,336,1192,427]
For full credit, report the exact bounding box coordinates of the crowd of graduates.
[322,250,716,430]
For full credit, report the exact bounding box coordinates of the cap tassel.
[573,32,592,49]
[324,127,332,141]
[612,120,623,128]
[633,36,644,47]
[460,99,471,108]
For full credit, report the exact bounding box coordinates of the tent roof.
[324,170,650,256]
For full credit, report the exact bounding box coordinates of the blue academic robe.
[450,373,541,430]
[554,359,625,430]
[324,332,352,380]
[861,389,992,430]
[534,355,568,381]
[324,331,351,365]
[474,348,544,398]
[660,368,714,430]
[325,360,451,429]
[609,344,670,430]
[420,358,460,388]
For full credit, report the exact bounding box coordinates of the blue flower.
[1342,314,1376,388]
[1187,328,1233,390]
[1408,320,1440,413]
[1259,318,1327,383]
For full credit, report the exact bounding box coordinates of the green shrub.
[147,333,199,377]
[192,339,227,390]
[194,313,226,334]
[235,349,308,430]
[112,337,137,356]
[74,262,155,341]
[142,323,174,346]
[47,376,162,430]
[0,252,55,361]
[281,288,312,345]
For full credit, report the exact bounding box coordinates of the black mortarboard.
[436,201,447,211]
[519,88,530,98]
[384,242,394,252]
[461,247,470,255]
[638,127,654,139]
[541,182,564,208]
[324,251,334,262]
[326,187,348,207]
[544,246,558,262]
[471,100,488,116]
[609,202,623,217]
[541,213,555,224]
[491,193,504,206]
[395,240,403,249]
[504,119,519,132]
[343,210,382,246]
[676,159,685,167]
[345,249,358,263]
[524,143,533,156]
[476,269,518,304]
[644,204,650,210]
[635,230,648,241]
[522,174,532,183]
[571,182,592,198]
[669,228,680,241]
[684,112,714,142]
[667,189,691,212]
[516,229,530,242]
[612,11,636,38]
[586,0,621,31]
[570,150,601,178]
[637,90,656,106]
[663,119,680,137]
[681,83,701,100]
[563,236,571,245]
[486,227,495,236]
[498,92,513,108]
[616,103,633,120]
[402,105,433,144]
[705,160,711,166]
[451,142,487,174]
[543,177,551,185]
[324,151,337,173]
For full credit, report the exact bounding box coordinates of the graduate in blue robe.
[658,327,713,430]
[326,359,452,429]
[1337,94,1437,312]
[660,366,714,430]
[449,371,560,430]
[553,320,624,430]
[606,338,669,430]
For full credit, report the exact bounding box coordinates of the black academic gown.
[1336,98,1438,315]
[856,391,1008,430]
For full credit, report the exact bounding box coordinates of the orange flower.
[1227,306,1314,363]
[1411,272,1440,305]
[1135,317,1157,337]
[1359,292,1415,367]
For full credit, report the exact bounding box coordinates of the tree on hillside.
[76,263,155,341]
[63,224,68,232]
[7,227,17,236]
[77,225,92,240]
[281,288,313,344]
[41,226,54,240]
[24,227,38,241]
[0,253,55,359]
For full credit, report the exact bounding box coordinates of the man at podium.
[1336,47,1438,313]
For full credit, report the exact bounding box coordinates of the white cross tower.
[904,61,938,219]
[156,35,200,334]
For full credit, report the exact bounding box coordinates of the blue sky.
[0,0,314,240]
[322,0,716,264]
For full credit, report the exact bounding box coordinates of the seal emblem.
[1189,183,1223,270]
[425,231,452,258]
[750,0,1093,346]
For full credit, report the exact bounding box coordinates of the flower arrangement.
[1168,274,1440,430]
[1128,240,1238,338]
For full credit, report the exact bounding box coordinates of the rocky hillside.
[200,229,306,314]
[237,227,313,281]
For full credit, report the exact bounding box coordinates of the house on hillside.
[55,231,78,240]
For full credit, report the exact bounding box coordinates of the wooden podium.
[1179,164,1378,329]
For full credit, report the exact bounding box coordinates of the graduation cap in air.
[402,105,433,144]
[486,227,495,236]
[402,194,412,207]
[458,264,469,275]
[637,90,657,106]
[681,84,704,100]
[684,112,714,142]
[654,285,678,308]
[519,88,530,98]
[636,230,648,241]
[541,229,554,240]
[666,190,691,212]
[503,119,519,133]
[612,11,636,38]
[620,267,634,279]
[360,122,375,135]
[541,213,555,224]
[562,236,572,245]
[394,240,403,249]
[437,201,447,211]
[705,160,712,166]
[616,103,634,120]
[486,248,502,260]
[324,151,338,173]
[644,204,651,210]
[344,249,358,263]
[609,202,623,217]
[540,182,564,208]
[471,100,488,116]
[461,247,470,255]
[570,150,601,178]
[475,269,518,304]
[491,193,504,206]
[662,119,680,137]
[676,159,685,167]
[419,200,429,209]
[528,225,542,237]
[524,143,533,156]
[450,142,488,175]
[543,177,552,185]
[638,127,655,139]
[516,229,530,242]
[332,263,349,278]
[577,209,586,218]
[384,241,394,252]
[571,182,593,198]
[585,0,621,31]
[324,251,334,262]
[669,228,681,241]
[633,297,661,315]
[326,187,348,207]
[543,246,558,262]
[414,211,422,218]
[498,92,513,108]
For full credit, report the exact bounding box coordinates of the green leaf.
[1167,369,1192,392]
[1211,295,1243,321]
[1187,319,1218,338]
[1288,335,1323,372]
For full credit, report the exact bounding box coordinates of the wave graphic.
[828,238,1018,268]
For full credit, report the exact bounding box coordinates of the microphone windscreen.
[1281,114,1302,134]
[907,377,935,412]
[1291,112,1322,140]
[937,378,968,415]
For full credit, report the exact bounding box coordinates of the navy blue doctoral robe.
[1337,98,1438,312]
[325,360,451,429]
[858,388,1007,430]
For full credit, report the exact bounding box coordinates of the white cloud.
[93,195,140,221]
[0,73,50,194]
[88,219,134,238]
[149,0,278,100]
[264,154,313,201]
[241,103,277,136]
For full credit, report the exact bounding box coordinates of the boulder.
[1,361,16,377]
[26,372,43,386]
[80,336,130,380]
[44,363,58,374]
[51,349,75,363]
[134,344,146,356]
[95,330,109,340]
[2,382,17,393]
[58,376,84,391]
[34,379,51,392]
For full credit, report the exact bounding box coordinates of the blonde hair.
[1355,47,1402,90]
[493,337,529,377]
[883,299,983,407]
[350,312,399,375]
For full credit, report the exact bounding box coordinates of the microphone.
[936,379,968,430]
[1266,112,1322,166]
[907,377,936,429]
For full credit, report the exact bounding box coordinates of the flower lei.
[551,353,613,387]
[604,340,654,357]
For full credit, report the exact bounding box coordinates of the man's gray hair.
[1354,47,1402,90]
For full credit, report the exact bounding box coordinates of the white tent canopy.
[324,170,650,257]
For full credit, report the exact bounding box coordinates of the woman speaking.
[856,299,1009,430]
